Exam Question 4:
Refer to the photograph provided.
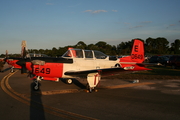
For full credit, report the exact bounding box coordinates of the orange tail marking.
[131,39,144,63]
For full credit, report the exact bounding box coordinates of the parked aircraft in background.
[16,39,152,92]
[5,41,49,72]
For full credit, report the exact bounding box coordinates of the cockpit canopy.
[62,49,108,59]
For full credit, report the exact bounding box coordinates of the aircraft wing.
[64,67,132,77]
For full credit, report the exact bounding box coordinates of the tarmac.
[1,63,180,120]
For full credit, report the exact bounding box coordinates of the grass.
[104,66,180,80]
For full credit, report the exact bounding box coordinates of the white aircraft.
[17,39,151,92]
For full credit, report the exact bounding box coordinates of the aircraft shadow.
[61,78,86,89]
[72,79,87,89]
[0,67,11,73]
[30,82,46,120]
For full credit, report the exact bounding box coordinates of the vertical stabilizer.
[131,39,144,63]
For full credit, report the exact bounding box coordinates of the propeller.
[20,40,30,74]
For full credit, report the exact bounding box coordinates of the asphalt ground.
[0,64,180,120]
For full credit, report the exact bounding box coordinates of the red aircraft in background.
[4,49,22,72]
[5,41,49,72]
[5,41,30,72]
[17,39,153,92]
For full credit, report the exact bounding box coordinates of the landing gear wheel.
[94,89,98,92]
[66,79,73,84]
[33,85,39,91]
[10,69,14,73]
[33,80,39,91]
[86,84,95,93]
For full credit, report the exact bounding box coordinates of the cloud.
[129,25,143,29]
[124,22,131,25]
[84,10,107,14]
[141,21,152,24]
[92,10,107,13]
[68,3,81,8]
[46,3,54,5]
[170,24,175,26]
[83,9,117,14]
[84,10,93,13]
[166,24,176,29]
[112,10,118,12]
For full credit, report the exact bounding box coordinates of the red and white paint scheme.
[17,39,151,92]
[6,58,22,72]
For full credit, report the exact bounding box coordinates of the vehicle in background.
[157,55,171,66]
[149,56,159,63]
[167,55,180,69]
[149,55,172,66]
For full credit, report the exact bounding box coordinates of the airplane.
[3,49,22,72]
[16,39,152,92]
[5,41,49,73]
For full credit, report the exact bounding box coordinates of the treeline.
[1,37,180,57]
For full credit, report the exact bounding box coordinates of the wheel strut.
[86,84,98,93]
[33,80,39,91]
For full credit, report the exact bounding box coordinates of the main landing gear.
[86,83,98,93]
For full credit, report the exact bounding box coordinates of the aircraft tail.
[120,39,145,64]
[130,39,144,63]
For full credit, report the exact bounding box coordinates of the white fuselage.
[61,49,120,78]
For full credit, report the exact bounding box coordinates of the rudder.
[131,39,144,63]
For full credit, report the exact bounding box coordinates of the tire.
[33,85,39,91]
[86,83,92,93]
[66,79,73,84]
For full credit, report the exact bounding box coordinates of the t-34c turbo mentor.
[17,39,151,92]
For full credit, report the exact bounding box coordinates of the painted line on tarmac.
[41,89,80,95]
[104,82,155,89]
[1,71,98,120]
[24,89,80,96]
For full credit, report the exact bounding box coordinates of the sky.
[0,0,180,54]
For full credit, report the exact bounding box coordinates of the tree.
[171,39,180,54]
[51,47,58,57]
[156,37,169,54]
[145,37,169,54]
[39,49,45,54]
[87,44,99,50]
[95,41,113,55]
[75,41,87,49]
[117,40,133,55]
[6,37,180,57]
[145,37,155,53]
